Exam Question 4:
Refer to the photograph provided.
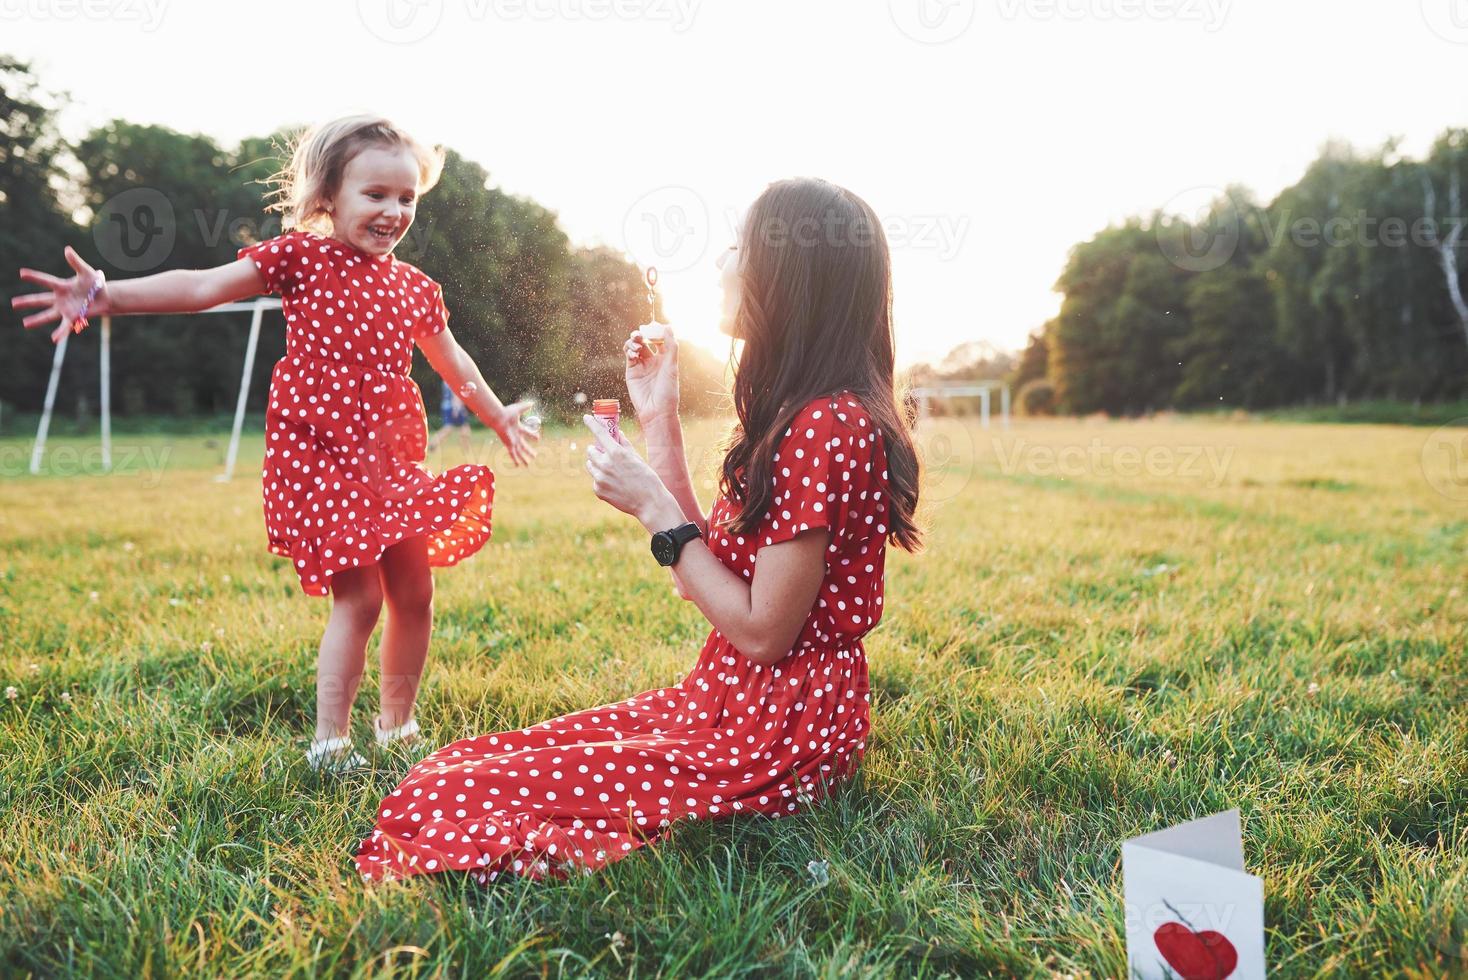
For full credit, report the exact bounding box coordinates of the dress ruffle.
[355,634,869,883]
[264,355,494,596]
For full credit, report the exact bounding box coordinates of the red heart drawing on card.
[1154,921,1239,979]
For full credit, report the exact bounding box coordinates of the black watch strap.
[652,522,702,566]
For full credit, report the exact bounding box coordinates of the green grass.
[0,416,1464,977]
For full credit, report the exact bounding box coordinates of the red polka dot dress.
[238,231,495,596]
[356,392,889,882]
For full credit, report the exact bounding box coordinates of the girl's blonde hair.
[265,115,446,233]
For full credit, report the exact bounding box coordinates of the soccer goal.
[910,380,1011,428]
[30,297,282,481]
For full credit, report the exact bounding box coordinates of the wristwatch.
[651,522,702,566]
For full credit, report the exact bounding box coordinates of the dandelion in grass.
[1307,682,1321,696]
[60,692,71,704]
[28,663,38,674]
[88,591,99,602]
[5,686,17,700]
[201,642,213,653]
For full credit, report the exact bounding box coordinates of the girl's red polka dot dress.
[238,231,494,596]
[356,392,888,882]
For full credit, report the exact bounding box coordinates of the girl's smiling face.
[327,144,421,256]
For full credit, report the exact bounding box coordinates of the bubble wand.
[641,266,666,353]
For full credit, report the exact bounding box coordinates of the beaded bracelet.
[72,270,106,334]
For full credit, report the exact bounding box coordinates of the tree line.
[1004,132,1468,415]
[0,57,728,423]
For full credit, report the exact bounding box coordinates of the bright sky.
[4,0,1465,366]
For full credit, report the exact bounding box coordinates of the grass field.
[0,415,1464,977]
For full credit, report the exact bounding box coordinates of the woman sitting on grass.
[357,177,923,882]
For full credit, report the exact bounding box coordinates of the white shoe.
[306,734,367,773]
[374,715,421,748]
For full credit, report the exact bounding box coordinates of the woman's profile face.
[716,224,743,337]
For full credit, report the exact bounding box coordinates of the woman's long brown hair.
[718,178,923,552]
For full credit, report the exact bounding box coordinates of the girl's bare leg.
[377,536,434,730]
[315,563,384,741]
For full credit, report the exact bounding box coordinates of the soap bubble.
[457,381,479,399]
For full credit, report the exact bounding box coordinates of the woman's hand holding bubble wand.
[625,266,680,426]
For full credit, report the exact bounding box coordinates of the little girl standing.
[12,115,539,771]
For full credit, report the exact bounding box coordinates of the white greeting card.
[1122,809,1266,979]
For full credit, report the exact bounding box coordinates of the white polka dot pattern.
[354,393,888,883]
[238,231,494,595]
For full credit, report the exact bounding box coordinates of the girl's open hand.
[624,323,680,425]
[493,400,541,467]
[12,247,109,343]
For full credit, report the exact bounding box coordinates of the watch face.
[651,534,675,565]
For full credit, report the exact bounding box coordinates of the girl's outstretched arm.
[417,327,540,467]
[12,246,266,342]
